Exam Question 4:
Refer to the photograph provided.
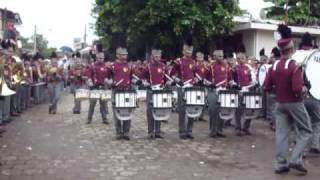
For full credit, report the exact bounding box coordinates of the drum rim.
[257,64,272,86]
[304,50,320,100]
[218,90,239,94]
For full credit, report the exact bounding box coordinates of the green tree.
[93,0,240,59]
[31,34,49,54]
[264,0,320,25]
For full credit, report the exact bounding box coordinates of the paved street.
[1,92,320,180]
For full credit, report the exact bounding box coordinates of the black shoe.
[155,134,163,139]
[216,133,226,138]
[102,121,109,125]
[123,135,130,141]
[0,128,6,134]
[275,167,290,174]
[116,135,122,140]
[86,120,92,124]
[243,130,252,136]
[236,131,243,136]
[309,148,320,154]
[186,134,194,139]
[209,134,217,138]
[288,163,308,174]
[48,106,52,114]
[198,117,206,122]
[148,134,155,139]
[180,135,187,140]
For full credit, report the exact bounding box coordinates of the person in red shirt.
[264,24,312,174]
[142,43,172,139]
[194,51,209,122]
[86,47,110,124]
[172,35,197,140]
[69,57,87,114]
[234,51,255,136]
[206,49,231,138]
[108,46,136,140]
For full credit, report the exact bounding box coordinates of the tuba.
[0,63,15,96]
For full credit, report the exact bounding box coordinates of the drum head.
[292,50,314,65]
[305,50,320,100]
[257,64,272,86]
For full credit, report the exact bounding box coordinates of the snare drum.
[184,87,205,106]
[90,90,101,99]
[114,90,137,108]
[152,90,173,109]
[218,90,239,108]
[242,92,263,109]
[75,89,90,100]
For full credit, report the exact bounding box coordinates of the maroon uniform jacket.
[264,58,303,103]
[208,61,231,88]
[143,62,167,87]
[171,57,196,84]
[111,60,132,90]
[195,62,209,80]
[86,61,110,87]
[234,64,252,87]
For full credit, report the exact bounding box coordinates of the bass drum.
[292,50,320,100]
[257,64,272,87]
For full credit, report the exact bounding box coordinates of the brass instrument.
[11,62,24,87]
[0,61,15,96]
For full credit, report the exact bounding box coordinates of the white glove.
[229,80,237,86]
[87,79,93,87]
[204,79,212,86]
[142,80,150,87]
[105,78,113,85]
[173,76,181,82]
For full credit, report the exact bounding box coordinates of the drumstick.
[164,73,174,82]
[216,80,227,87]
[115,79,124,86]
[184,79,192,85]
[195,73,202,81]
[132,74,141,80]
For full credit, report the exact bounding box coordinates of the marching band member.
[0,52,7,134]
[86,45,110,124]
[264,24,312,174]
[194,51,209,122]
[8,48,22,116]
[234,48,255,136]
[143,42,172,139]
[172,35,197,140]
[299,32,320,154]
[265,47,281,130]
[69,54,87,114]
[109,46,136,140]
[47,52,64,114]
[23,57,33,109]
[207,49,231,138]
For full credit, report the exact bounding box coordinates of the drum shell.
[151,90,173,109]
[218,90,239,108]
[75,89,90,100]
[184,87,206,106]
[113,90,137,108]
[242,92,263,109]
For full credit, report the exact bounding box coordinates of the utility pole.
[84,24,87,47]
[33,24,37,53]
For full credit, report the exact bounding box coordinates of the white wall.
[256,30,277,58]
[241,30,256,57]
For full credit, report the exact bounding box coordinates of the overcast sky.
[0,0,273,49]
